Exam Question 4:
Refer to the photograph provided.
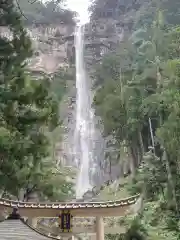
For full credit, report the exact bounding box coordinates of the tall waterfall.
[74,25,95,199]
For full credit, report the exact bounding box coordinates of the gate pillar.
[96,217,104,240]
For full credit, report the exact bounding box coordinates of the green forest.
[1,0,180,239]
[90,0,180,239]
[0,0,75,201]
[16,0,76,25]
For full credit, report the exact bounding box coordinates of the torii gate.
[0,195,139,240]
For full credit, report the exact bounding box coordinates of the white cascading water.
[74,24,95,199]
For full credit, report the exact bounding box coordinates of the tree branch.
[15,0,28,20]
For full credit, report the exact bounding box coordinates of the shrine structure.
[0,195,139,240]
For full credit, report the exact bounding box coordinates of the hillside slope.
[87,0,180,239]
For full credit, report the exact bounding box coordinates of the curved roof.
[0,195,140,217]
[0,195,139,209]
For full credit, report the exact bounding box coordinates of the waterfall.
[74,24,95,199]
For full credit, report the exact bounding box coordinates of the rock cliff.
[0,23,75,75]
[0,9,127,186]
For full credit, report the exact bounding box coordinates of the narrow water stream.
[74,24,95,199]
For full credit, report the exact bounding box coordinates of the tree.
[90,1,180,237]
[16,0,76,25]
[0,0,73,200]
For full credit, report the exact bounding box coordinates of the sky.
[65,0,90,23]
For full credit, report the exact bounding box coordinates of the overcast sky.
[66,0,90,23]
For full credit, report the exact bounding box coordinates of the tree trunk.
[109,158,112,180]
[163,148,179,214]
[18,188,25,201]
[129,146,136,178]
[138,131,144,159]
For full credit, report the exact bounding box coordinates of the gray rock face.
[0,24,75,75]
[58,18,125,189]
[82,190,95,200]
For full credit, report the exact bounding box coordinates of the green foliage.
[50,67,74,102]
[89,0,143,22]
[89,0,180,31]
[16,0,75,25]
[90,0,180,238]
[0,0,74,201]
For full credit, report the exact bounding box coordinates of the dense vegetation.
[0,0,74,201]
[16,0,76,25]
[90,0,180,239]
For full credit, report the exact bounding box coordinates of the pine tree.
[0,0,59,197]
